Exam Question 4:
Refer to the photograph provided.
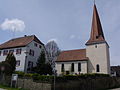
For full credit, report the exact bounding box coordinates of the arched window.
[78,63,81,72]
[96,64,100,72]
[61,64,64,72]
[71,63,74,72]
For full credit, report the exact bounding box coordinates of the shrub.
[24,73,33,78]
[79,73,110,78]
[55,73,110,81]
[32,74,53,82]
[14,71,110,82]
[0,61,12,75]
[15,71,25,77]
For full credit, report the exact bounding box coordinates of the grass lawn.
[0,85,26,90]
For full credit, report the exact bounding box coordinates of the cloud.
[70,35,75,39]
[0,18,25,32]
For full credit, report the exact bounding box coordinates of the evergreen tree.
[0,61,12,75]
[5,53,16,73]
[36,50,46,67]
[33,49,53,75]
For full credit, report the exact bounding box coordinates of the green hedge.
[15,71,25,77]
[14,71,110,82]
[56,73,110,82]
[32,73,53,82]
[15,71,53,82]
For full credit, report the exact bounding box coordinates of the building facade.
[56,4,110,75]
[0,35,44,73]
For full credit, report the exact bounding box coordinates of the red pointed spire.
[86,4,106,45]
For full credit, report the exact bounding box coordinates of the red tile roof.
[0,35,44,49]
[56,49,88,62]
[86,4,106,45]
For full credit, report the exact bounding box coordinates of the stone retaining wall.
[17,78,52,90]
[55,77,120,90]
[1,76,120,90]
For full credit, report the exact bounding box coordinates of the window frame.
[9,49,14,54]
[28,61,33,69]
[29,49,34,56]
[3,50,8,56]
[16,60,20,67]
[16,49,22,54]
[34,43,38,47]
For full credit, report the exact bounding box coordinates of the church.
[56,4,110,75]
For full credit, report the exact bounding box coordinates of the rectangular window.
[61,64,64,72]
[28,61,33,68]
[71,63,74,72]
[0,51,1,56]
[9,50,14,54]
[16,49,22,54]
[3,50,8,56]
[39,45,42,48]
[34,43,38,47]
[29,49,34,56]
[78,63,81,72]
[16,60,20,66]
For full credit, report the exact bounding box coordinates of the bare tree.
[45,40,60,73]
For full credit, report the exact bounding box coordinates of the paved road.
[110,88,120,90]
[0,89,6,90]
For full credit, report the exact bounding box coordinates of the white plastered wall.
[0,41,44,72]
[56,61,87,75]
[86,43,110,74]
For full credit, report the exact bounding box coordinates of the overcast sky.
[0,0,119,66]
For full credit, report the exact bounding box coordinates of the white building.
[0,35,44,73]
[56,4,110,75]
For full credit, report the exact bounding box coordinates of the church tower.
[86,4,110,74]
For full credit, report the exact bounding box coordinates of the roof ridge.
[11,35,34,40]
[0,35,44,49]
[62,49,86,52]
